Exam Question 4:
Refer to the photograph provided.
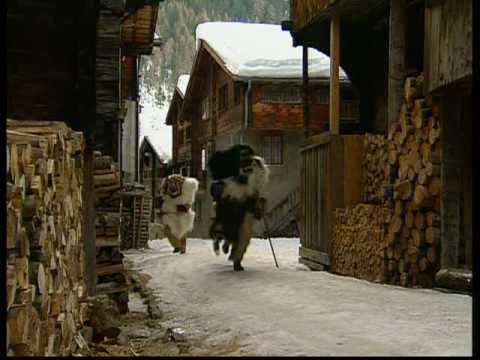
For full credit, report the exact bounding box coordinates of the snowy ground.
[123,237,472,356]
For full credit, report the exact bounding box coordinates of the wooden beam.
[329,14,340,134]
[299,246,331,266]
[440,89,462,269]
[83,148,97,295]
[303,46,310,138]
[387,0,406,133]
[151,154,156,222]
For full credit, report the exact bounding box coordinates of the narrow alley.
[5,0,474,357]
[122,238,472,356]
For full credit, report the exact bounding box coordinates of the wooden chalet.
[286,0,472,289]
[139,136,169,221]
[168,22,361,238]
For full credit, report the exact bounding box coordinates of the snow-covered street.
[123,237,472,356]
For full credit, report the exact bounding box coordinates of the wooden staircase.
[264,187,300,237]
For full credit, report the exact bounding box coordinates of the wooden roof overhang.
[287,0,390,131]
[121,0,162,56]
[289,0,387,44]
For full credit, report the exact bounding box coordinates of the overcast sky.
[139,91,172,159]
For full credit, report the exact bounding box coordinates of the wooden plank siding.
[7,1,78,122]
[299,133,364,268]
[250,84,330,131]
[96,3,123,158]
[424,0,472,93]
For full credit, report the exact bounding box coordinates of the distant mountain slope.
[140,0,289,107]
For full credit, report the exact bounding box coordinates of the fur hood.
[221,156,269,201]
[160,176,199,213]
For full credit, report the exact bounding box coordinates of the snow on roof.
[196,22,348,79]
[176,74,190,98]
[143,135,169,161]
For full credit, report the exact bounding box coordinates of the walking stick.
[263,217,279,268]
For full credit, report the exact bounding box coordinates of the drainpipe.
[243,80,252,143]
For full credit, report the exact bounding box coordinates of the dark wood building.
[165,74,191,176]
[6,0,162,294]
[167,22,361,237]
[287,0,472,285]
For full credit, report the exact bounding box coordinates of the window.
[261,86,301,104]
[186,125,192,141]
[316,88,329,105]
[234,82,242,105]
[262,135,283,165]
[201,97,209,120]
[219,84,229,112]
[340,100,360,123]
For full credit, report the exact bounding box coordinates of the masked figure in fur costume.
[158,174,199,254]
[208,144,269,271]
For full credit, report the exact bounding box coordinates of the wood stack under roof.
[93,152,130,313]
[6,120,90,356]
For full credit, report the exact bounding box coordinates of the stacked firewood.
[94,154,121,201]
[384,73,442,288]
[331,74,442,289]
[6,120,90,356]
[331,205,392,283]
[362,134,389,204]
[93,153,130,313]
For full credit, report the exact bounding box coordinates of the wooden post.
[440,89,461,269]
[303,46,310,138]
[151,154,156,222]
[83,147,97,295]
[76,0,98,297]
[135,58,140,182]
[329,14,340,134]
[388,0,406,133]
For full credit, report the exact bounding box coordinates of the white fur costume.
[221,156,269,201]
[159,175,199,240]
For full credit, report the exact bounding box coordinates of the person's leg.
[179,236,186,254]
[230,211,255,271]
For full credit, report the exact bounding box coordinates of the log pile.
[6,120,90,356]
[94,154,121,201]
[384,73,442,288]
[331,205,392,283]
[93,152,130,313]
[331,73,442,289]
[362,134,389,204]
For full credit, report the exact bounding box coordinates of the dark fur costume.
[208,144,268,271]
